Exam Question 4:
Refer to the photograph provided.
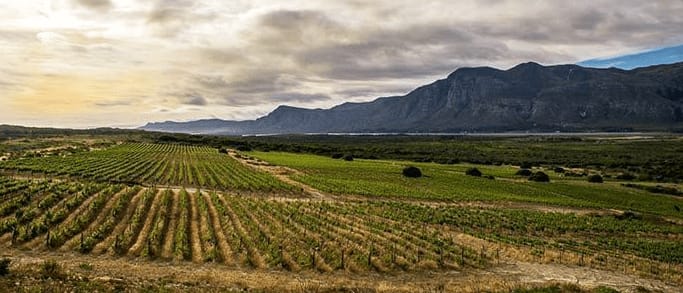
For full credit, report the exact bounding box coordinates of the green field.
[249,151,683,218]
[1,135,682,292]
[0,143,292,191]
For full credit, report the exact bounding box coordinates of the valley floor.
[0,142,682,292]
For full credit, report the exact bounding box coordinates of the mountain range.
[141,62,683,135]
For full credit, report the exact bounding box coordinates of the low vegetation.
[0,134,681,291]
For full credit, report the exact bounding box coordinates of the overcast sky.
[2,0,682,128]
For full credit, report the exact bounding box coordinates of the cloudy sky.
[2,0,682,128]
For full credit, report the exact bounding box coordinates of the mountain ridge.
[141,62,683,135]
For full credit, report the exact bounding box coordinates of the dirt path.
[3,249,680,293]
[228,150,333,200]
[494,262,682,293]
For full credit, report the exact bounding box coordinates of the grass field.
[1,137,682,292]
[248,151,683,218]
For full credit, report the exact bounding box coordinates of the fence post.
[341,248,345,270]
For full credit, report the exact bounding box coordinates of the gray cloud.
[268,92,331,103]
[184,95,208,106]
[3,0,683,127]
[73,0,112,11]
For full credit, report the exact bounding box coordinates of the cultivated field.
[0,140,682,292]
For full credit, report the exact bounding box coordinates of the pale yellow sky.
[1,0,682,128]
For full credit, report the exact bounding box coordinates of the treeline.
[0,125,149,139]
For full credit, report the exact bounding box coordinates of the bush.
[484,175,495,180]
[40,260,65,279]
[218,148,228,154]
[587,174,603,183]
[553,167,565,173]
[529,172,550,182]
[520,162,533,169]
[516,169,532,176]
[465,168,482,177]
[0,258,10,276]
[402,166,422,178]
[331,153,344,159]
[343,155,354,161]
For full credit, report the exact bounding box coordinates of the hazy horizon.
[2,0,683,128]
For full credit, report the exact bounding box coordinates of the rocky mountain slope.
[142,62,683,134]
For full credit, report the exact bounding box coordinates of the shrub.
[484,175,495,180]
[343,155,354,161]
[553,167,565,173]
[465,168,482,177]
[529,172,550,182]
[587,174,603,183]
[218,148,228,154]
[0,258,10,276]
[516,169,532,176]
[331,153,344,159]
[40,260,65,279]
[520,162,533,169]
[402,166,422,178]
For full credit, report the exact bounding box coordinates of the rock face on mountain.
[142,62,683,134]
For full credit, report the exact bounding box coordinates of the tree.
[465,168,482,177]
[529,172,550,182]
[516,169,532,176]
[587,174,603,183]
[402,166,422,178]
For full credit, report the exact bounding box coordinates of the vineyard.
[0,143,292,192]
[0,177,491,272]
[249,151,683,218]
[1,141,683,292]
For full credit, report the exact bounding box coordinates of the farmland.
[0,143,292,192]
[0,138,682,292]
[248,151,683,218]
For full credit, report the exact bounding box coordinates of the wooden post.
[311,249,316,268]
[11,227,17,246]
[368,246,373,267]
[341,248,345,270]
[392,244,396,264]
